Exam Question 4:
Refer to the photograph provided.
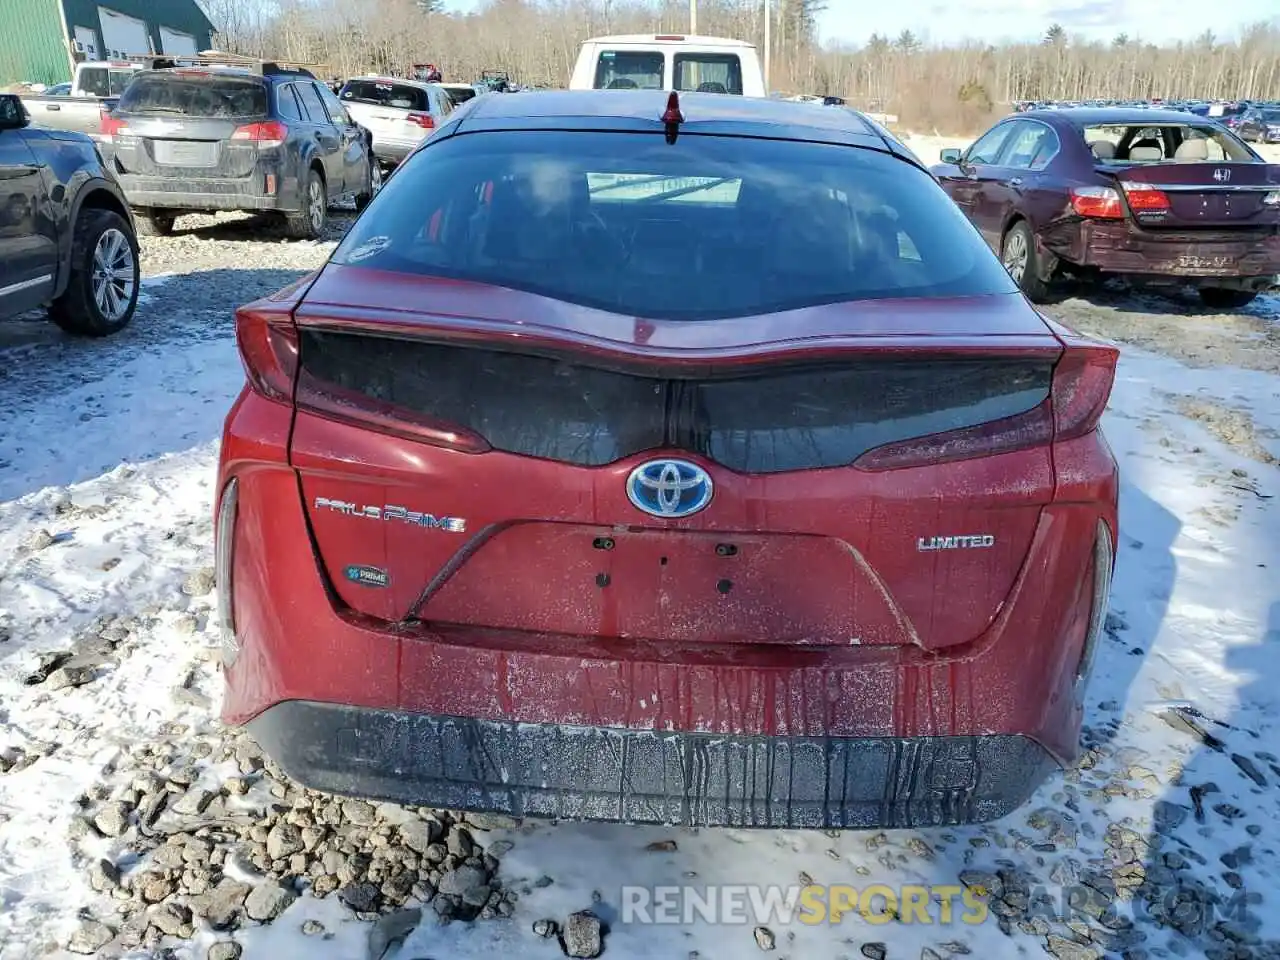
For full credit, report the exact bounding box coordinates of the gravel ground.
[2,207,1280,960]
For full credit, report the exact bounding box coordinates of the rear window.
[333,130,1015,320]
[78,67,137,97]
[594,51,664,90]
[1261,110,1280,122]
[1083,123,1252,162]
[117,73,268,118]
[673,54,743,95]
[340,79,429,111]
[444,86,477,106]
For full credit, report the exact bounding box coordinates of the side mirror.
[0,94,29,132]
[940,147,962,163]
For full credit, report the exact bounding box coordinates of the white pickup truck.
[20,61,144,136]
[569,35,766,97]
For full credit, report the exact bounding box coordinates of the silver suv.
[338,77,454,168]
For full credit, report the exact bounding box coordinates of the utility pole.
[689,0,697,34]
[763,0,771,93]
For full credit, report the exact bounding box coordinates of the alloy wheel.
[310,180,325,232]
[91,228,136,322]
[1002,230,1029,283]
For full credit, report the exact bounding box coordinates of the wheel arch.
[57,181,133,297]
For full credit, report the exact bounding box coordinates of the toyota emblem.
[626,459,713,518]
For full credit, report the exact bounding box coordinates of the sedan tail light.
[406,111,436,129]
[1120,181,1171,213]
[231,120,288,148]
[1069,186,1124,219]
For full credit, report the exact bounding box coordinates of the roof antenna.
[662,91,683,144]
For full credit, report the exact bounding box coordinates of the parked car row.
[0,52,518,339]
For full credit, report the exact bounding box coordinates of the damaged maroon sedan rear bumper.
[1045,220,1280,287]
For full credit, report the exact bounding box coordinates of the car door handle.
[46,103,60,111]
[1010,177,1024,187]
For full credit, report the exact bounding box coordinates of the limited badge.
[344,565,389,588]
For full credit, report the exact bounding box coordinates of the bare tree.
[196,0,1280,135]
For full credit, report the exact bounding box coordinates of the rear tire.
[135,210,176,236]
[1000,220,1053,303]
[48,209,140,337]
[355,160,382,212]
[284,169,327,239]
[1199,288,1258,310]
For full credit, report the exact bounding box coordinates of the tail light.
[231,120,288,148]
[215,477,240,668]
[855,343,1118,470]
[406,112,436,130]
[295,369,490,453]
[100,111,128,140]
[1069,186,1124,219]
[1050,343,1119,442]
[235,307,299,402]
[1120,181,1171,213]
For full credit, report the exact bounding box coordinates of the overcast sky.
[817,0,1277,45]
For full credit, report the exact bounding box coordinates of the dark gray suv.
[105,65,378,239]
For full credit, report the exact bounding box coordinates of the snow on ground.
[1,209,1280,960]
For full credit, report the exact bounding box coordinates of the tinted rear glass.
[1262,110,1280,122]
[333,130,1015,320]
[117,73,268,118]
[340,79,429,111]
[673,54,743,95]
[594,52,664,90]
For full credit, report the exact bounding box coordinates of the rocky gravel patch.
[60,720,520,957]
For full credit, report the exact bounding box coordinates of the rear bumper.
[371,136,424,164]
[117,175,294,213]
[1051,219,1280,282]
[248,700,1056,828]
[218,393,1119,828]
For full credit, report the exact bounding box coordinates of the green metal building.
[0,0,214,86]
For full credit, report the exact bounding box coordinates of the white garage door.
[159,27,197,57]
[97,7,150,58]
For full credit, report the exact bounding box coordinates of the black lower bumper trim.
[245,701,1058,829]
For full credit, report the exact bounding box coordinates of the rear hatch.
[284,272,1066,652]
[339,79,434,144]
[263,125,1112,654]
[109,71,272,180]
[1100,160,1280,230]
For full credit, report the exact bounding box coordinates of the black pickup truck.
[0,93,140,336]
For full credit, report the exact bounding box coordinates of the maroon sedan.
[932,107,1280,307]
